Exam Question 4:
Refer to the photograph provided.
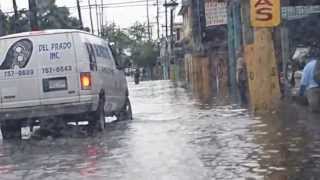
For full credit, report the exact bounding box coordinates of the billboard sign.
[205,0,227,26]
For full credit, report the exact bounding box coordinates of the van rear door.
[0,37,40,109]
[36,33,80,105]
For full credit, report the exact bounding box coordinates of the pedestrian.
[134,68,140,84]
[299,46,320,113]
[236,49,248,105]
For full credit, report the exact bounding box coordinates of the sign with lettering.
[38,42,72,60]
[282,6,320,20]
[251,0,281,27]
[205,0,227,26]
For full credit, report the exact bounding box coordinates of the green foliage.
[9,10,30,33]
[0,10,9,36]
[128,22,148,42]
[102,23,131,54]
[38,5,81,29]
[101,22,159,68]
[0,0,81,35]
[131,41,159,67]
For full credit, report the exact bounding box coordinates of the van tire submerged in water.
[88,99,106,132]
[1,120,22,139]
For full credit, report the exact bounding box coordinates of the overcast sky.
[0,0,181,38]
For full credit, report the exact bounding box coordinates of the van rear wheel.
[1,121,21,139]
[88,101,105,132]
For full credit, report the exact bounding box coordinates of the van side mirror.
[116,63,125,71]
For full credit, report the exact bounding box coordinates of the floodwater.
[0,80,320,180]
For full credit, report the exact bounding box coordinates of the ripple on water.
[268,166,287,171]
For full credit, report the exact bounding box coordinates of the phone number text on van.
[42,66,72,74]
[4,69,34,78]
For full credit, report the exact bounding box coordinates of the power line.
[1,0,165,14]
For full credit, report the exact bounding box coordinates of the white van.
[0,29,132,139]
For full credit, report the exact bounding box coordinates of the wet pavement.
[1,80,320,180]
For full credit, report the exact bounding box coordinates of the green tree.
[0,10,8,36]
[101,23,132,67]
[2,0,81,35]
[8,10,30,33]
[131,41,159,68]
[128,22,148,42]
[127,22,158,68]
[101,22,159,70]
[38,0,81,30]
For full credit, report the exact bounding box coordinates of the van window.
[85,42,115,69]
[107,45,118,69]
[85,42,97,71]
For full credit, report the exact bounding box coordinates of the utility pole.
[88,0,94,34]
[101,0,104,35]
[12,0,18,32]
[170,8,174,50]
[164,0,168,37]
[76,0,84,30]
[146,0,151,40]
[95,0,100,36]
[28,0,39,31]
[156,0,160,40]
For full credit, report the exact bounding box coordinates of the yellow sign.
[251,0,281,27]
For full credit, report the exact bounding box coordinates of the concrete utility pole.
[28,0,39,31]
[170,8,174,50]
[12,0,18,18]
[76,0,84,30]
[88,0,94,34]
[240,0,281,112]
[156,0,160,40]
[164,0,168,37]
[12,0,18,32]
[95,0,100,36]
[146,0,151,40]
[101,0,104,35]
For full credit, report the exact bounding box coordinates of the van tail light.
[80,72,92,90]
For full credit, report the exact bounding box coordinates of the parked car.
[0,29,132,139]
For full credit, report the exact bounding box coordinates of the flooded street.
[1,80,320,180]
